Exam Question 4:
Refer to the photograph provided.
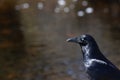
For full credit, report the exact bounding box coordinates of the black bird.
[67,34,120,80]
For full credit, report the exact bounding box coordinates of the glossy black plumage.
[67,34,120,80]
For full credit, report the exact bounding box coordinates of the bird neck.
[80,44,106,61]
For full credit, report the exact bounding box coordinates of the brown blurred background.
[0,0,120,80]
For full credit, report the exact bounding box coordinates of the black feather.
[67,34,120,80]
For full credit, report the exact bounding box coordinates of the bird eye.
[80,38,87,45]
[80,38,84,41]
[81,38,84,41]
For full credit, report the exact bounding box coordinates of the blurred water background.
[0,0,120,80]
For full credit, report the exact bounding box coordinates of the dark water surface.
[0,0,120,80]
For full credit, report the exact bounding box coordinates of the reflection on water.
[58,0,66,6]
[38,2,44,10]
[82,0,88,7]
[85,7,94,14]
[0,0,120,80]
[77,10,84,17]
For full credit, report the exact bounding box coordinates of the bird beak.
[66,37,79,43]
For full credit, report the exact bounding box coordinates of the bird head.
[67,34,95,46]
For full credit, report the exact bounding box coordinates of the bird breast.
[84,59,107,68]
